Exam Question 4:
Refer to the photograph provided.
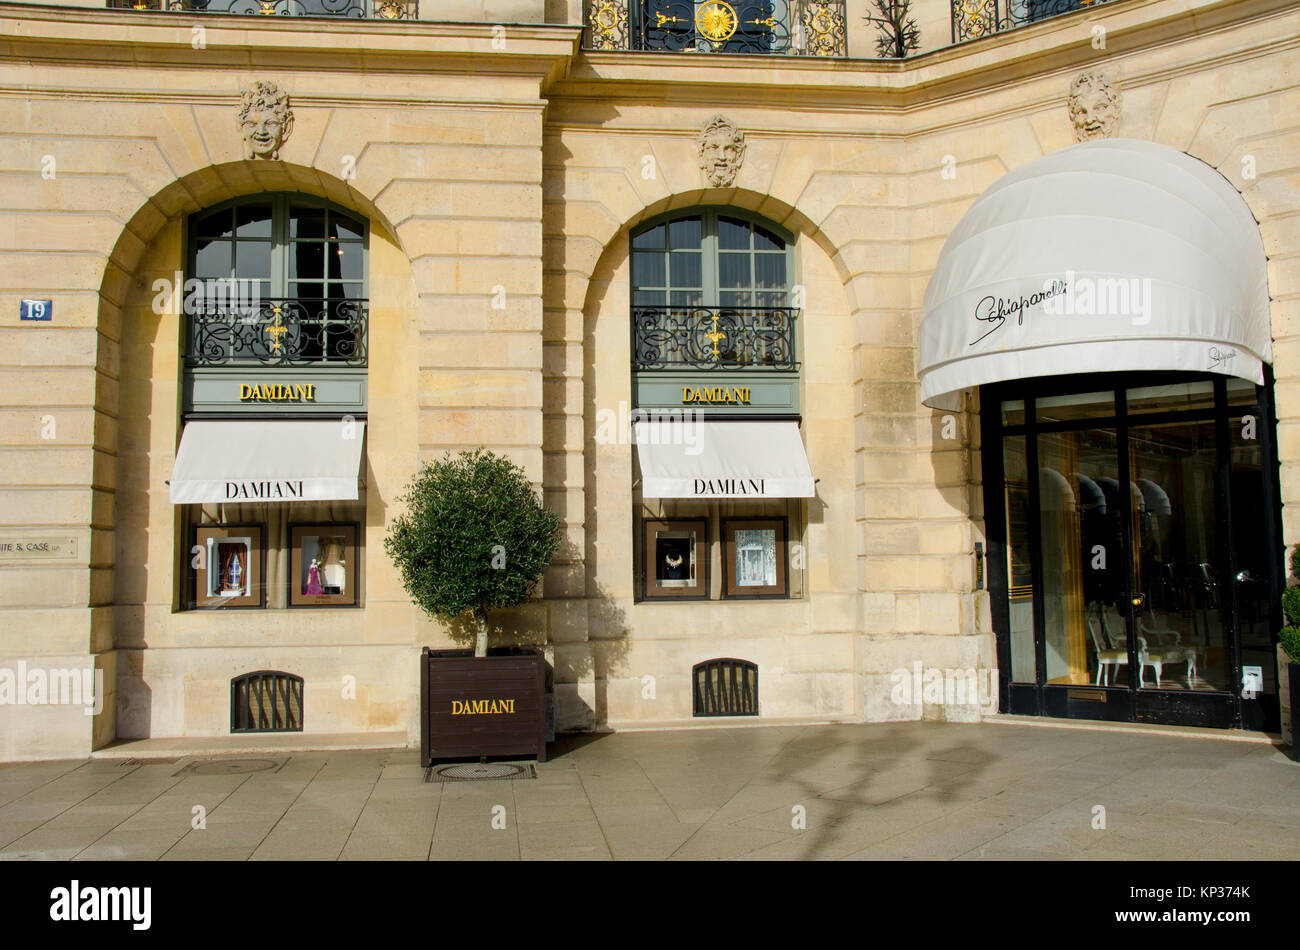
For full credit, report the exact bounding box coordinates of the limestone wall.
[0,0,1297,757]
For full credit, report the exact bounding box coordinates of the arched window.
[630,209,796,370]
[631,209,792,308]
[177,193,370,612]
[187,194,367,366]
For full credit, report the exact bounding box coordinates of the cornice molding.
[0,3,582,83]
[556,0,1297,112]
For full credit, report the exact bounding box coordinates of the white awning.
[632,420,815,499]
[919,139,1272,408]
[170,420,365,504]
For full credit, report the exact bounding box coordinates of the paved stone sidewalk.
[0,721,1297,860]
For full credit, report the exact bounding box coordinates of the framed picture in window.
[642,519,708,600]
[289,523,359,607]
[723,518,788,598]
[192,524,264,609]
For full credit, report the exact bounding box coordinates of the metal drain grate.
[426,762,535,783]
[174,757,287,777]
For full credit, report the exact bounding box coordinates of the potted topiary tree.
[1279,546,1300,759]
[385,449,561,765]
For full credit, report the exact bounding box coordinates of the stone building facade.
[1,0,1297,759]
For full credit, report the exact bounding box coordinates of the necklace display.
[664,553,683,568]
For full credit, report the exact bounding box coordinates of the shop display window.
[722,518,787,598]
[289,523,359,607]
[642,519,709,600]
[192,524,264,609]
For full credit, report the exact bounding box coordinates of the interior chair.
[1086,610,1126,685]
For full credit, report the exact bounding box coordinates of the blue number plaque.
[20,299,52,322]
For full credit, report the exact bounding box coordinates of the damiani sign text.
[451,699,516,715]
[240,383,316,402]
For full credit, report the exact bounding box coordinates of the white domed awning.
[919,139,1271,408]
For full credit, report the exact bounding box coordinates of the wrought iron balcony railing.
[587,0,845,56]
[633,306,798,371]
[952,0,1115,43]
[187,298,368,367]
[107,0,415,19]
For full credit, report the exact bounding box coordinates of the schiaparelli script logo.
[970,281,1068,346]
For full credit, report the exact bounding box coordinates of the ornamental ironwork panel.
[107,0,416,19]
[590,0,843,55]
[187,298,368,367]
[633,306,797,371]
[952,0,1113,43]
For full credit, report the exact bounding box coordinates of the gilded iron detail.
[107,0,418,18]
[799,0,845,56]
[633,307,798,371]
[588,0,630,50]
[951,0,1116,44]
[187,298,368,367]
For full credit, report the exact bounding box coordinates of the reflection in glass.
[1004,436,1034,683]
[1036,391,1114,424]
[1128,381,1214,414]
[1130,419,1225,690]
[1038,428,1122,686]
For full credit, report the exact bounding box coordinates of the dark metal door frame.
[980,370,1283,730]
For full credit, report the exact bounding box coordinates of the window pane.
[1038,427,1123,688]
[632,251,666,289]
[718,216,751,250]
[326,282,362,301]
[1128,381,1215,414]
[633,289,667,307]
[1036,391,1114,424]
[1004,434,1035,683]
[1226,378,1259,406]
[329,243,362,280]
[289,242,325,281]
[670,289,704,307]
[755,291,786,309]
[668,217,702,250]
[1002,399,1026,426]
[235,241,271,281]
[754,254,786,290]
[291,281,323,301]
[1130,418,1227,691]
[327,211,364,242]
[632,223,665,250]
[291,207,325,239]
[720,291,753,308]
[193,239,232,280]
[753,225,784,252]
[718,253,751,288]
[235,204,272,239]
[196,209,234,240]
[669,251,701,287]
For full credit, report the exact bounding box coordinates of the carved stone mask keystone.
[238,81,294,160]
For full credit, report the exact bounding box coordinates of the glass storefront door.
[984,373,1283,730]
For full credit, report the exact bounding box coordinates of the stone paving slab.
[0,720,1296,860]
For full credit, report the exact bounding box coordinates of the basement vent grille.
[693,658,759,717]
[231,671,303,733]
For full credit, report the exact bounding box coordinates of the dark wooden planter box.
[420,647,550,767]
[1291,662,1300,761]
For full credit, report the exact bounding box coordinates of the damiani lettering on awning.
[693,478,766,495]
[225,481,305,499]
